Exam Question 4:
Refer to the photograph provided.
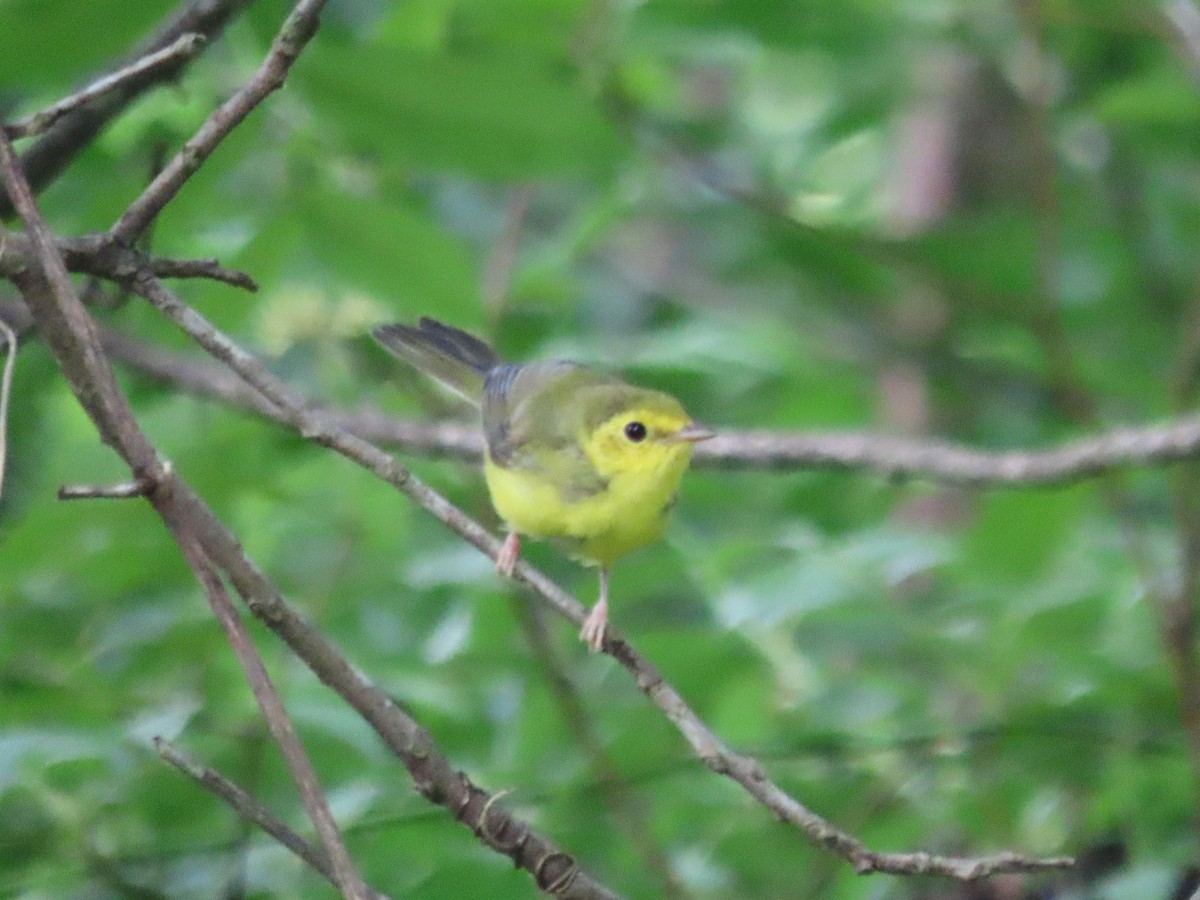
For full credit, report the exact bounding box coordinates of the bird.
[372,317,713,652]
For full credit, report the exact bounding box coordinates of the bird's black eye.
[624,421,647,442]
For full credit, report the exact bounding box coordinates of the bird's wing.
[483,361,616,501]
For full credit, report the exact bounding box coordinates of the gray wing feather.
[483,361,611,501]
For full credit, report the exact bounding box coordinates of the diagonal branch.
[5,34,207,140]
[154,738,390,900]
[0,310,16,502]
[173,529,371,900]
[112,0,332,245]
[0,129,370,900]
[126,272,1075,881]
[1164,0,1200,82]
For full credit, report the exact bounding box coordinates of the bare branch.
[147,256,258,291]
[112,0,331,245]
[0,0,253,215]
[0,130,369,900]
[694,422,1200,484]
[171,528,371,900]
[0,231,257,292]
[5,34,207,140]
[92,321,1200,487]
[0,148,620,900]
[0,310,16,503]
[154,738,391,900]
[126,272,1074,881]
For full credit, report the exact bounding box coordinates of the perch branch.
[89,321,1200,487]
[0,129,370,900]
[5,34,207,140]
[112,0,332,245]
[127,272,1075,881]
[154,738,390,900]
[1164,0,1200,81]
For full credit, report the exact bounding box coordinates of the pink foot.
[579,568,610,653]
[579,599,608,653]
[496,531,520,577]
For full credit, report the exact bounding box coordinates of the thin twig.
[59,477,159,500]
[1019,2,1200,844]
[0,0,252,216]
[0,313,16,504]
[154,738,391,900]
[127,272,1074,881]
[0,129,369,900]
[0,231,257,292]
[695,424,1200,484]
[5,35,207,140]
[5,296,620,899]
[2,7,617,894]
[148,256,258,291]
[170,530,371,900]
[112,0,331,245]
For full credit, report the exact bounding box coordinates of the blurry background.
[2,0,1200,897]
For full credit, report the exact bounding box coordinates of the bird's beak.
[666,421,716,444]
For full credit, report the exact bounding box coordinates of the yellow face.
[581,404,697,481]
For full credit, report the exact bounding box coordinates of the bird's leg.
[496,530,521,577]
[579,567,610,653]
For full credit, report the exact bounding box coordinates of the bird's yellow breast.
[483,437,692,568]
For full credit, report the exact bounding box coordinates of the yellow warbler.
[373,318,713,651]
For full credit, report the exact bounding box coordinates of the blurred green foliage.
[2,0,1200,897]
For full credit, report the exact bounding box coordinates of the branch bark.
[0,231,258,292]
[3,142,619,900]
[511,597,687,899]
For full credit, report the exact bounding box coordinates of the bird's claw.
[579,602,608,653]
[496,532,520,578]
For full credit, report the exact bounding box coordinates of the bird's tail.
[372,318,500,406]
